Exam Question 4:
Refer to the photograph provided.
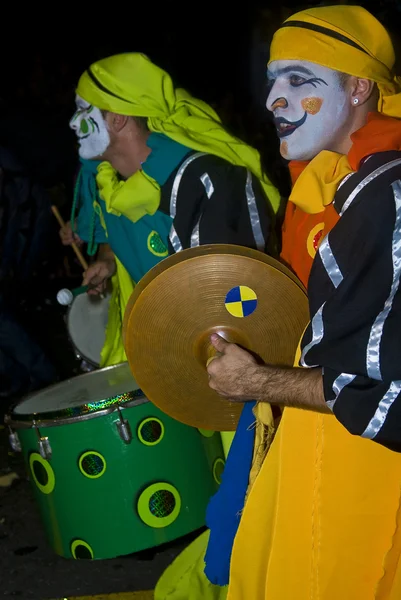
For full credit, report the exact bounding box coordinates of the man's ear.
[349,77,377,107]
[104,112,129,133]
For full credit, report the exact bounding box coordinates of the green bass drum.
[5,363,225,559]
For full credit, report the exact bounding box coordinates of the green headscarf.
[77,53,280,222]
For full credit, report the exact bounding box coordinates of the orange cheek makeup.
[301,97,323,115]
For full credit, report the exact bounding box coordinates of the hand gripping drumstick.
[52,205,105,300]
[51,205,89,271]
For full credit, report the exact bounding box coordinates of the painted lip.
[274,113,307,138]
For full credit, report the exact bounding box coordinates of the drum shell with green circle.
[9,397,224,560]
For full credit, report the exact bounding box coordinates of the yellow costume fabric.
[229,410,401,600]
[99,257,133,368]
[76,53,280,223]
[228,6,401,600]
[73,166,134,368]
[92,199,134,368]
[155,531,228,600]
[154,432,235,600]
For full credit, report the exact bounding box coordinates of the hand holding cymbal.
[206,333,266,402]
[123,244,309,431]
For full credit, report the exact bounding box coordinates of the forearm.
[250,364,330,413]
[97,243,115,262]
[208,335,330,413]
[82,244,117,292]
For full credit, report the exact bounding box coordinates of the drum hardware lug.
[33,421,52,460]
[8,428,21,452]
[116,408,132,444]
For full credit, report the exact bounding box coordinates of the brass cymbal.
[123,245,309,431]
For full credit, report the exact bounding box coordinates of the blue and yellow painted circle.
[225,286,258,318]
[29,452,55,495]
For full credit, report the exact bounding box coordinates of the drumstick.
[51,205,89,271]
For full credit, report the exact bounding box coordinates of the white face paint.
[69,96,111,160]
[266,60,350,161]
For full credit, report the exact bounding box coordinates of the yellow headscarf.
[76,53,280,221]
[268,5,401,215]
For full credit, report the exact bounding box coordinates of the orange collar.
[289,112,401,184]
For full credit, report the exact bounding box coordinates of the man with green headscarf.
[69,53,280,295]
[67,53,280,374]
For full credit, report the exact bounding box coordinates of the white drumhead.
[14,363,142,415]
[67,292,111,366]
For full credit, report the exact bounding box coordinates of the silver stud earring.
[353,98,359,105]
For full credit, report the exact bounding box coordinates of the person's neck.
[331,107,376,156]
[107,134,152,179]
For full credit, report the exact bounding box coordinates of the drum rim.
[5,395,148,429]
[66,291,112,367]
[4,363,147,428]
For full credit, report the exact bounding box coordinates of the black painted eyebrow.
[267,65,316,79]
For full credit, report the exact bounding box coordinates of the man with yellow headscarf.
[207,5,401,600]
